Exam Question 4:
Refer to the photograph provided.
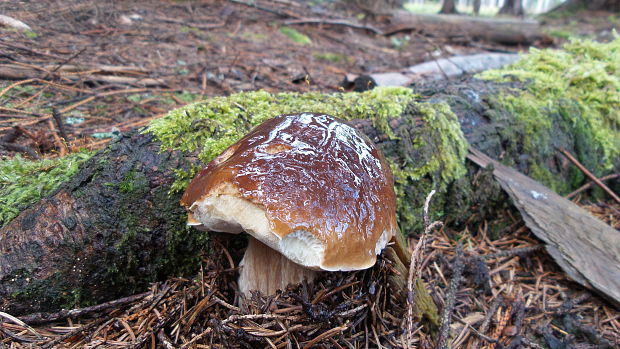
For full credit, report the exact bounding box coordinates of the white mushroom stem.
[238,237,319,295]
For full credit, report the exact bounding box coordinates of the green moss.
[280,26,312,45]
[239,31,268,42]
[119,169,149,194]
[0,152,93,227]
[479,37,620,188]
[312,51,354,64]
[146,87,468,234]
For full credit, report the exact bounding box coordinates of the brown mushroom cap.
[181,113,398,271]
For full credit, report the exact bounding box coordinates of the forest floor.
[0,0,619,348]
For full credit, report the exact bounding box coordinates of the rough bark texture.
[0,79,616,314]
[0,133,206,315]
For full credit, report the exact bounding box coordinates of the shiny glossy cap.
[181,113,398,271]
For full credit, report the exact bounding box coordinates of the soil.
[1,1,619,348]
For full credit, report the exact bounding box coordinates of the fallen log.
[387,11,552,45]
[1,38,618,314]
[345,52,519,90]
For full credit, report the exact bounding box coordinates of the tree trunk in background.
[548,0,620,12]
[439,0,459,14]
[352,0,404,15]
[473,0,481,15]
[498,0,524,16]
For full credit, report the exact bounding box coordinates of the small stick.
[566,173,620,199]
[0,78,36,99]
[406,190,443,348]
[0,40,65,60]
[436,244,465,349]
[46,119,67,156]
[40,318,106,349]
[52,108,69,142]
[481,244,544,260]
[558,147,620,204]
[19,291,150,325]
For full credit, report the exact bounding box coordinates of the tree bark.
[0,134,204,315]
[473,0,481,15]
[498,0,525,16]
[1,78,617,315]
[439,0,459,14]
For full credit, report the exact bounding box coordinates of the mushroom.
[181,113,398,295]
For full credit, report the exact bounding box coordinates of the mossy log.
[1,39,619,315]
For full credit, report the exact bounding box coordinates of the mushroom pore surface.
[181,113,398,271]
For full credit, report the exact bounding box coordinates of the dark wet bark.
[1,78,617,314]
[0,133,206,314]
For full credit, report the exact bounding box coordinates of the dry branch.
[558,147,620,204]
[0,63,165,86]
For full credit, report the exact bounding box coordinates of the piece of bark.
[467,147,620,307]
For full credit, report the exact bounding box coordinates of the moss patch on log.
[0,152,93,227]
[146,87,468,234]
[478,37,620,192]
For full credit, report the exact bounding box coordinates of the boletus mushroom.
[181,113,398,295]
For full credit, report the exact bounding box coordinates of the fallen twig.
[566,173,620,199]
[0,63,165,86]
[0,40,66,60]
[19,291,150,325]
[51,108,69,142]
[406,189,443,348]
[39,318,106,349]
[558,147,620,205]
[436,244,464,349]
